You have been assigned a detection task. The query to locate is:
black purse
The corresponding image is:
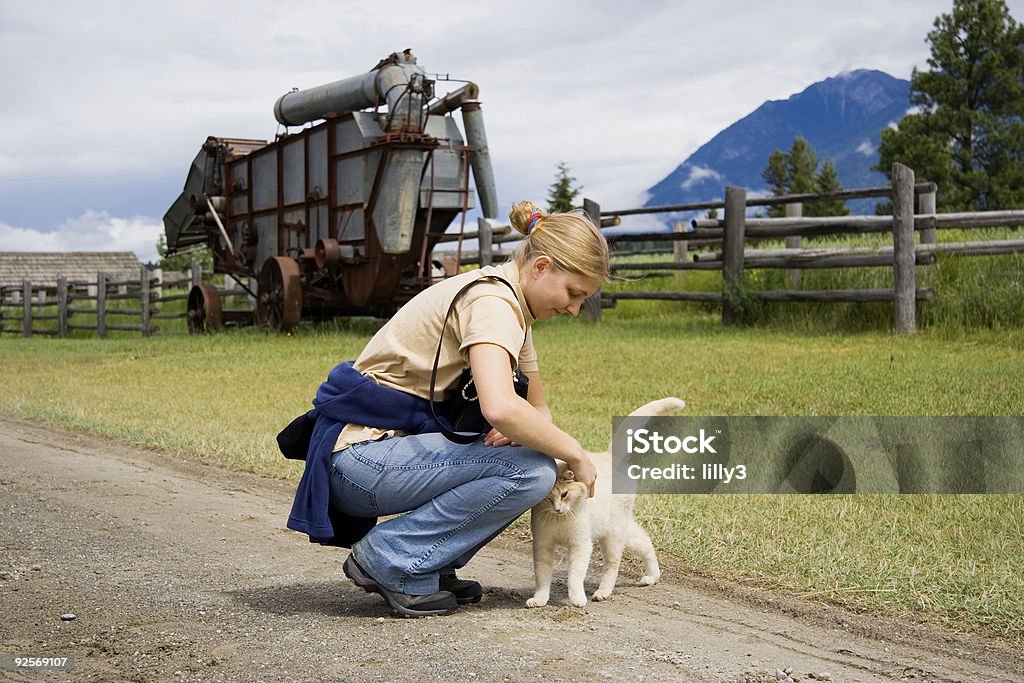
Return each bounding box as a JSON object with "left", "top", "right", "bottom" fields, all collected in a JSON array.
[{"left": 430, "top": 275, "right": 530, "bottom": 444}]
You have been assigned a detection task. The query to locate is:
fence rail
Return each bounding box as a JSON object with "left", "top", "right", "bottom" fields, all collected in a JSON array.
[{"left": 592, "top": 163, "right": 1024, "bottom": 330}]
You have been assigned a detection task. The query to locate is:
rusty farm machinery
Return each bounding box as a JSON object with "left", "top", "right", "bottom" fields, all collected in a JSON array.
[{"left": 162, "top": 50, "right": 499, "bottom": 332}]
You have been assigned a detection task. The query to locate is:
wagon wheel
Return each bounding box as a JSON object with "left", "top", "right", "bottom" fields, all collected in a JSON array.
[
  {"left": 257, "top": 256, "right": 302, "bottom": 332},
  {"left": 186, "top": 284, "right": 222, "bottom": 334}
]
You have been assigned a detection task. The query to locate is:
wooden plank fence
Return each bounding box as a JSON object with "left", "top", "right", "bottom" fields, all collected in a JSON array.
[
  {"left": 592, "top": 163, "right": 1024, "bottom": 331},
  {"left": 0, "top": 265, "right": 205, "bottom": 338}
]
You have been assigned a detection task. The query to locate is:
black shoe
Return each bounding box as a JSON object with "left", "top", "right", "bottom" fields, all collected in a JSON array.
[
  {"left": 439, "top": 572, "right": 483, "bottom": 605},
  {"left": 343, "top": 554, "right": 457, "bottom": 618}
]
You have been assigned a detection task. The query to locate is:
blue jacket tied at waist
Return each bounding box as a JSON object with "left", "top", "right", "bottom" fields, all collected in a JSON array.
[{"left": 286, "top": 361, "right": 445, "bottom": 546}]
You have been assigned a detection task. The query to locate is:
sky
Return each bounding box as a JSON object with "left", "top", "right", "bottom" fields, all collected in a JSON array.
[{"left": 2, "top": 0, "right": 1021, "bottom": 264}]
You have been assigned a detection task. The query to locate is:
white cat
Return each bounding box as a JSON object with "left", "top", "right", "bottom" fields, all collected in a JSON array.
[{"left": 526, "top": 397, "right": 686, "bottom": 608}]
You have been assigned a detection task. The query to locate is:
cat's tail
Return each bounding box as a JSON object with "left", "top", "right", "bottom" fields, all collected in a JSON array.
[
  {"left": 626, "top": 397, "right": 686, "bottom": 418},
  {"left": 604, "top": 397, "right": 687, "bottom": 454}
]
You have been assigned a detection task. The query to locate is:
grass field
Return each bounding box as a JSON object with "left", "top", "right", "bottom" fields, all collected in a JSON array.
[{"left": 2, "top": 303, "right": 1022, "bottom": 643}]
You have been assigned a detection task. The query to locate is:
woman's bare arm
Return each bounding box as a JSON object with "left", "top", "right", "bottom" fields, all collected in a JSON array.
[{"left": 469, "top": 343, "right": 596, "bottom": 496}]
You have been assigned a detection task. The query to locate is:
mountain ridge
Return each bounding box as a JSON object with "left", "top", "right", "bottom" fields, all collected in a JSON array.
[{"left": 642, "top": 69, "right": 911, "bottom": 213}]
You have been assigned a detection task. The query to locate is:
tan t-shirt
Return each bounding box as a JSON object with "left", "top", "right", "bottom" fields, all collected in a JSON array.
[{"left": 334, "top": 260, "right": 537, "bottom": 451}]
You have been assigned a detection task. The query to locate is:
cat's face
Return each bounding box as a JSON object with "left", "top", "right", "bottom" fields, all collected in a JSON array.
[{"left": 539, "top": 471, "right": 588, "bottom": 516}]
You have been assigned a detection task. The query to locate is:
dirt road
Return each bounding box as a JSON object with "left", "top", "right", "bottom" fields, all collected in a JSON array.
[{"left": 1, "top": 415, "right": 1020, "bottom": 683}]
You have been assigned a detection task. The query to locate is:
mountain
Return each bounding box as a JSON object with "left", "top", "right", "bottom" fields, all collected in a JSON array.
[{"left": 643, "top": 70, "right": 911, "bottom": 214}]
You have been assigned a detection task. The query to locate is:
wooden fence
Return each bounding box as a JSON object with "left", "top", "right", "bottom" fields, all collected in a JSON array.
[
  {"left": 591, "top": 163, "right": 1024, "bottom": 330},
  {"left": 6, "top": 164, "right": 1021, "bottom": 336},
  {"left": 0, "top": 265, "right": 203, "bottom": 338}
]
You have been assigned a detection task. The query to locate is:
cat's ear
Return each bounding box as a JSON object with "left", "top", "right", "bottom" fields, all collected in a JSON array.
[{"left": 562, "top": 470, "right": 576, "bottom": 481}]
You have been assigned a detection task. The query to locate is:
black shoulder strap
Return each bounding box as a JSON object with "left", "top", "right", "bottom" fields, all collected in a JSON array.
[{"left": 429, "top": 274, "right": 519, "bottom": 443}]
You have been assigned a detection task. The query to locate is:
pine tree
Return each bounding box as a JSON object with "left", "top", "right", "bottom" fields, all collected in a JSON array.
[
  {"left": 763, "top": 151, "right": 788, "bottom": 199},
  {"left": 809, "top": 158, "right": 851, "bottom": 217},
  {"left": 876, "top": 0, "right": 1024, "bottom": 211},
  {"left": 762, "top": 149, "right": 790, "bottom": 218},
  {"left": 761, "top": 137, "right": 849, "bottom": 217},
  {"left": 787, "top": 138, "right": 818, "bottom": 196},
  {"left": 546, "top": 161, "right": 582, "bottom": 213}
]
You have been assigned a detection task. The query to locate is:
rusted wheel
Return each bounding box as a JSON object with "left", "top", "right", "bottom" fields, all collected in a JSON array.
[
  {"left": 186, "top": 283, "right": 222, "bottom": 334},
  {"left": 257, "top": 256, "right": 302, "bottom": 331}
]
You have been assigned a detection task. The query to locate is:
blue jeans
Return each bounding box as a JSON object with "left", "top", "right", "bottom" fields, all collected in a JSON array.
[{"left": 329, "top": 432, "right": 557, "bottom": 595}]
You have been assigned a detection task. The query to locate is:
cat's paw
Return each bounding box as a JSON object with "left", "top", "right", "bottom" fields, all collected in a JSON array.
[
  {"left": 568, "top": 594, "right": 588, "bottom": 608},
  {"left": 640, "top": 574, "right": 660, "bottom": 586},
  {"left": 591, "top": 588, "right": 613, "bottom": 601},
  {"left": 526, "top": 596, "right": 548, "bottom": 608}
]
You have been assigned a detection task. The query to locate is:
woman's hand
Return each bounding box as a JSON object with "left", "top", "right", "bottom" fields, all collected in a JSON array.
[
  {"left": 483, "top": 428, "right": 516, "bottom": 447},
  {"left": 568, "top": 450, "right": 598, "bottom": 498}
]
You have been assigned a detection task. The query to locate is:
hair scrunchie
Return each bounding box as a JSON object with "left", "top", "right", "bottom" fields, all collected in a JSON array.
[{"left": 527, "top": 209, "right": 544, "bottom": 235}]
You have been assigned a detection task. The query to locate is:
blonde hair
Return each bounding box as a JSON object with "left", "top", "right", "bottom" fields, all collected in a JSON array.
[{"left": 507, "top": 200, "right": 609, "bottom": 281}]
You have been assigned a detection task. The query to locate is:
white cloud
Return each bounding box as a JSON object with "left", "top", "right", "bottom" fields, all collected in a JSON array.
[
  {"left": 0, "top": 211, "right": 163, "bottom": 264},
  {"left": 680, "top": 165, "right": 724, "bottom": 191},
  {"left": 857, "top": 140, "right": 876, "bottom": 155},
  {"left": 884, "top": 105, "right": 925, "bottom": 133},
  {"left": 3, "top": 0, "right": 1022, "bottom": 251},
  {"left": 0, "top": 1, "right": 943, "bottom": 189}
]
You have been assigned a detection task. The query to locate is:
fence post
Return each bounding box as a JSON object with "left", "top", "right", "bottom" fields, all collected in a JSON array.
[
  {"left": 140, "top": 265, "right": 152, "bottom": 338},
  {"left": 919, "top": 187, "right": 937, "bottom": 246},
  {"left": 582, "top": 198, "right": 603, "bottom": 322},
  {"left": 784, "top": 202, "right": 803, "bottom": 289},
  {"left": 673, "top": 221, "right": 689, "bottom": 264},
  {"left": 477, "top": 217, "right": 493, "bottom": 267},
  {"left": 152, "top": 267, "right": 163, "bottom": 302},
  {"left": 22, "top": 280, "right": 31, "bottom": 338},
  {"left": 191, "top": 262, "right": 202, "bottom": 288},
  {"left": 97, "top": 272, "right": 107, "bottom": 339},
  {"left": 892, "top": 163, "right": 917, "bottom": 332},
  {"left": 722, "top": 186, "right": 747, "bottom": 326},
  {"left": 58, "top": 275, "right": 68, "bottom": 339}
]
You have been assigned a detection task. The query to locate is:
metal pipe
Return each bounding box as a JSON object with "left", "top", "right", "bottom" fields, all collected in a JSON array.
[
  {"left": 461, "top": 101, "right": 499, "bottom": 219},
  {"left": 425, "top": 82, "right": 480, "bottom": 116},
  {"left": 205, "top": 195, "right": 234, "bottom": 253},
  {"left": 274, "top": 56, "right": 427, "bottom": 129}
]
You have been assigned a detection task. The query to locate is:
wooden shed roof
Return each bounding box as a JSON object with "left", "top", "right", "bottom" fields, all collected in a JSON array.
[{"left": 0, "top": 252, "right": 143, "bottom": 288}]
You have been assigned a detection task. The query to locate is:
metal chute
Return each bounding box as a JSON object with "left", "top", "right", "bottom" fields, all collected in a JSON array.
[
  {"left": 162, "top": 137, "right": 267, "bottom": 254},
  {"left": 273, "top": 49, "right": 430, "bottom": 132},
  {"left": 461, "top": 101, "right": 499, "bottom": 219},
  {"left": 162, "top": 148, "right": 211, "bottom": 250}
]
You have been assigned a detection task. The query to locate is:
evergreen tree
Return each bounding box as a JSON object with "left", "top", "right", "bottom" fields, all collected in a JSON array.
[
  {"left": 763, "top": 150, "right": 788, "bottom": 200},
  {"left": 546, "top": 161, "right": 582, "bottom": 213},
  {"left": 761, "top": 137, "right": 849, "bottom": 217},
  {"left": 787, "top": 138, "right": 818, "bottom": 196},
  {"left": 876, "top": 0, "right": 1024, "bottom": 211},
  {"left": 811, "top": 159, "right": 850, "bottom": 216}
]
